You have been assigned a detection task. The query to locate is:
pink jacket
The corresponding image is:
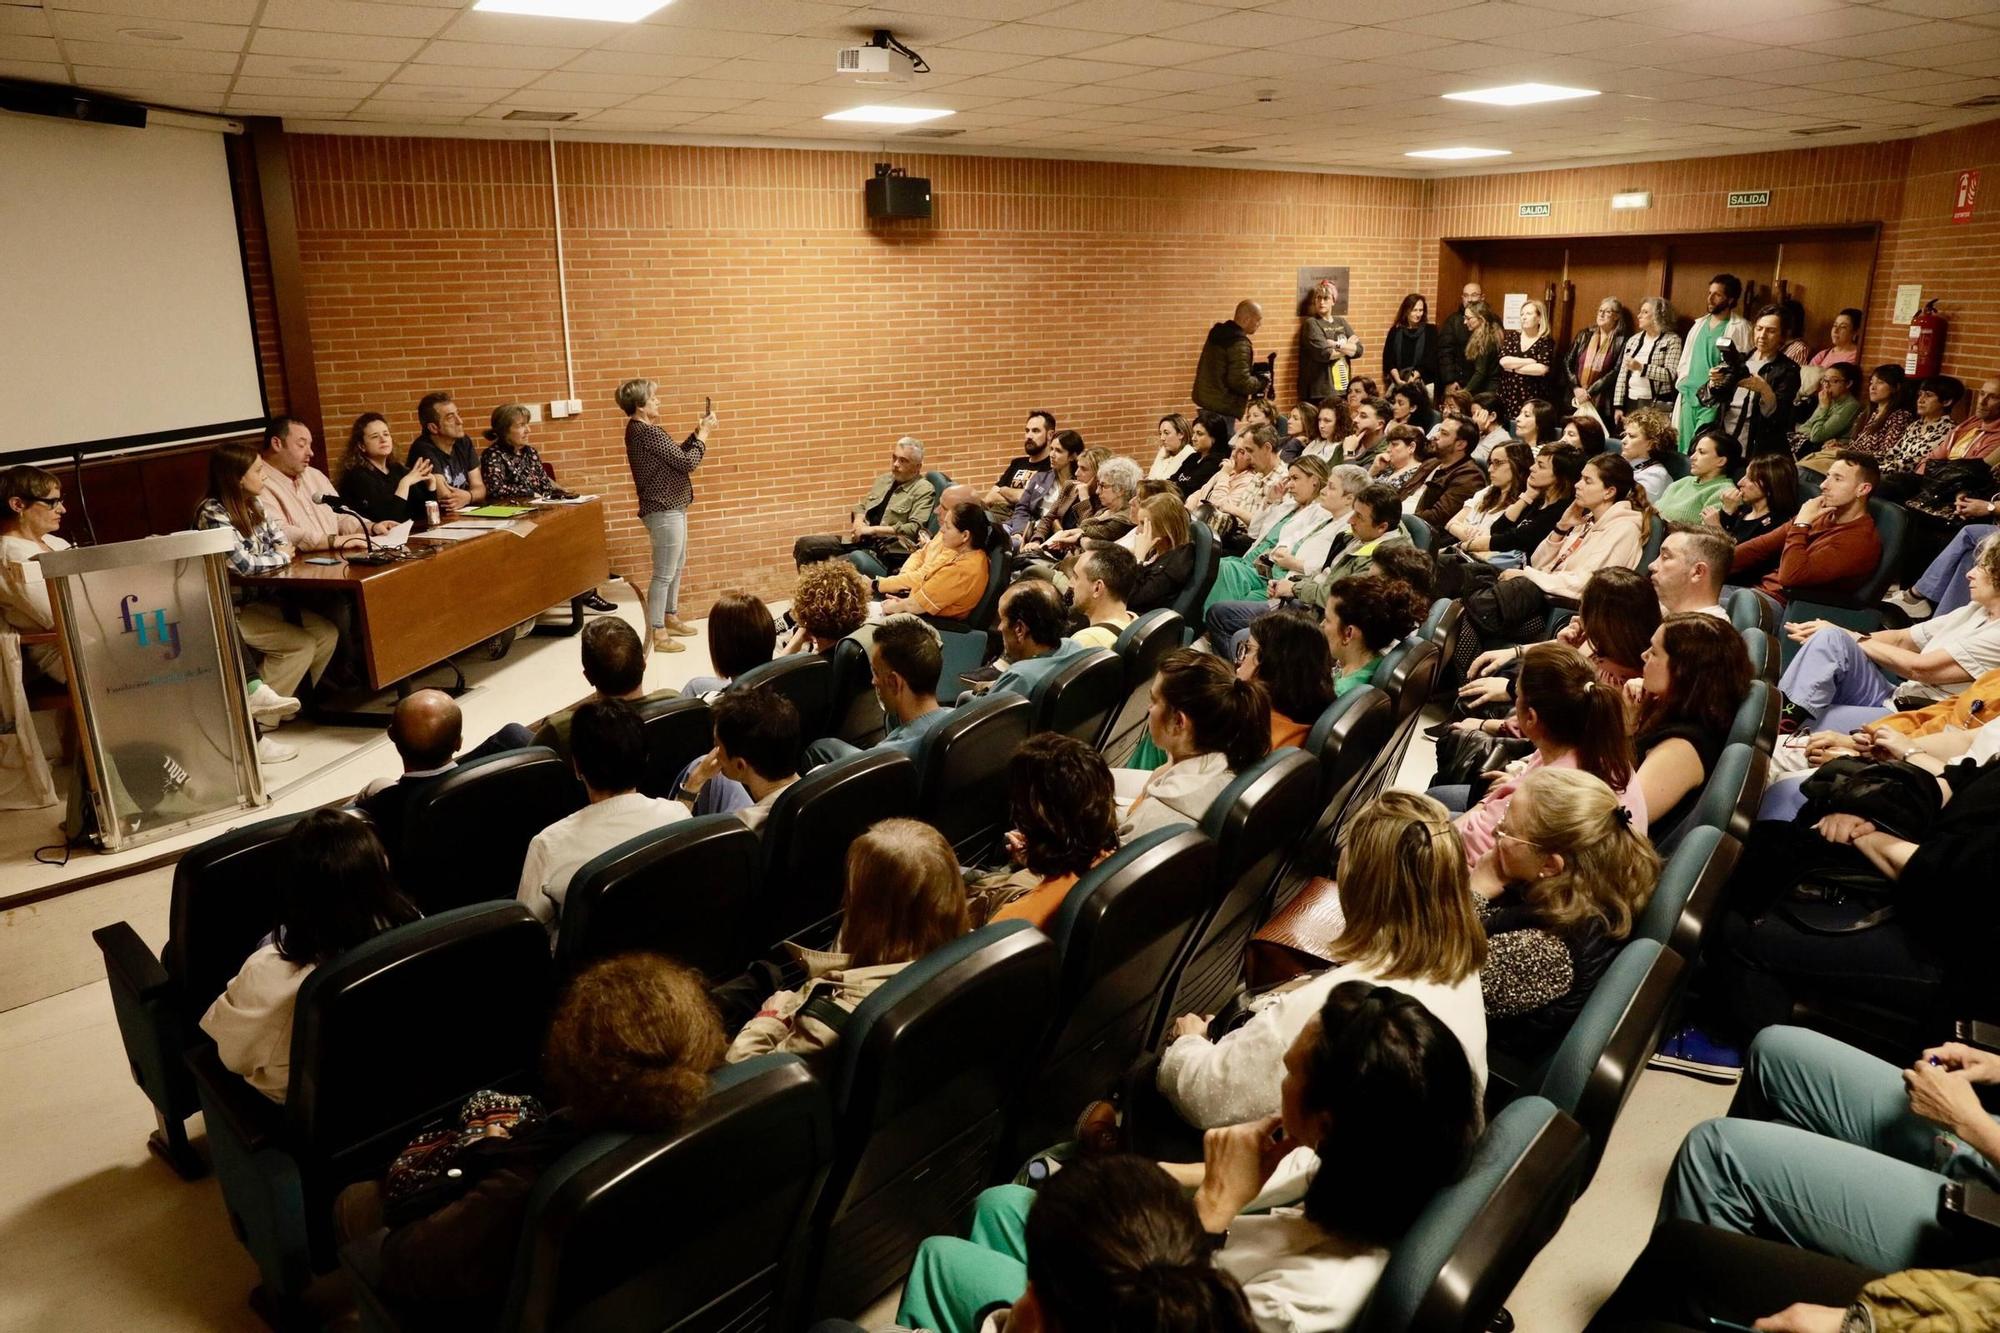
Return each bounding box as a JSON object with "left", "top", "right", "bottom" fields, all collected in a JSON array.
[{"left": 1522, "top": 501, "right": 1647, "bottom": 603}]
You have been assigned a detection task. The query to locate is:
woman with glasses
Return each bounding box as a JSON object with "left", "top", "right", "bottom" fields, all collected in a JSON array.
[
  {"left": 0, "top": 465, "right": 71, "bottom": 683},
  {"left": 1568, "top": 297, "right": 1632, "bottom": 419}
]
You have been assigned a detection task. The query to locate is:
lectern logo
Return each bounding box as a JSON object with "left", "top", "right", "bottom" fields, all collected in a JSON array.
[{"left": 118, "top": 594, "right": 182, "bottom": 661}]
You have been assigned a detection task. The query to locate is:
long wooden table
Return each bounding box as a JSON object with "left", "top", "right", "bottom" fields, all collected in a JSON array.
[{"left": 237, "top": 499, "right": 610, "bottom": 691}]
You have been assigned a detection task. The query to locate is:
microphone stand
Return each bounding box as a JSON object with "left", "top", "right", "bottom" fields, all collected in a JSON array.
[{"left": 316, "top": 495, "right": 397, "bottom": 565}]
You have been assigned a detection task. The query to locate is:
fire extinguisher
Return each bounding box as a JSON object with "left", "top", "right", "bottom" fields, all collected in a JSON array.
[{"left": 1906, "top": 299, "right": 1947, "bottom": 378}]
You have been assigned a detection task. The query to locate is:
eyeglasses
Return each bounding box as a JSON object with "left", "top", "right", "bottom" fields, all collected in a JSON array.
[
  {"left": 1495, "top": 827, "right": 1545, "bottom": 852},
  {"left": 26, "top": 495, "right": 63, "bottom": 509}
]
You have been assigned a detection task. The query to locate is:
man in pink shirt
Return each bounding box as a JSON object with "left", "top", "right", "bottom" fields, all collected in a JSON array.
[
  {"left": 1923, "top": 376, "right": 2000, "bottom": 467},
  {"left": 257, "top": 415, "right": 397, "bottom": 551}
]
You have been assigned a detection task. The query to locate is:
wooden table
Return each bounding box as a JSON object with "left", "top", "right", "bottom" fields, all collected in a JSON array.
[{"left": 237, "top": 499, "right": 610, "bottom": 691}]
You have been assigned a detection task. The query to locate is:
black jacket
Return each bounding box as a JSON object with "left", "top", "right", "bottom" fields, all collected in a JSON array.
[
  {"left": 1130, "top": 542, "right": 1197, "bottom": 614},
  {"left": 1487, "top": 492, "right": 1569, "bottom": 556},
  {"left": 1438, "top": 307, "right": 1472, "bottom": 390},
  {"left": 1193, "top": 320, "right": 1260, "bottom": 417},
  {"left": 1698, "top": 353, "right": 1802, "bottom": 457},
  {"left": 338, "top": 460, "right": 427, "bottom": 524},
  {"left": 1383, "top": 323, "right": 1439, "bottom": 388}
]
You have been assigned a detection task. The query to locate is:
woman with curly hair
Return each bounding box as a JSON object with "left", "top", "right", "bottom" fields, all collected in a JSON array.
[
  {"left": 979, "top": 734, "right": 1122, "bottom": 929},
  {"left": 1325, "top": 573, "right": 1427, "bottom": 697},
  {"left": 780, "top": 559, "right": 871, "bottom": 656},
  {"left": 1237, "top": 609, "right": 1336, "bottom": 750}
]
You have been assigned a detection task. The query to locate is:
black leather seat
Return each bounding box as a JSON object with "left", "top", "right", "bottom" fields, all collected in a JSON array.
[
  {"left": 1156, "top": 748, "right": 1322, "bottom": 1028},
  {"left": 735, "top": 654, "right": 836, "bottom": 741},
  {"left": 94, "top": 809, "right": 305, "bottom": 1177},
  {"left": 1284, "top": 685, "right": 1396, "bottom": 891},
  {"left": 343, "top": 1054, "right": 834, "bottom": 1333},
  {"left": 1634, "top": 824, "right": 1742, "bottom": 961},
  {"left": 827, "top": 636, "right": 883, "bottom": 745},
  {"left": 558, "top": 815, "right": 762, "bottom": 982},
  {"left": 807, "top": 922, "right": 1059, "bottom": 1319},
  {"left": 1015, "top": 826, "right": 1217, "bottom": 1155},
  {"left": 1346, "top": 638, "right": 1439, "bottom": 807},
  {"left": 914, "top": 691, "right": 1032, "bottom": 864},
  {"left": 1099, "top": 608, "right": 1183, "bottom": 761},
  {"left": 756, "top": 748, "right": 920, "bottom": 950},
  {"left": 398, "top": 747, "right": 584, "bottom": 912},
  {"left": 193, "top": 902, "right": 556, "bottom": 1317},
  {"left": 634, "top": 696, "right": 713, "bottom": 801},
  {"left": 924, "top": 526, "right": 1011, "bottom": 636},
  {"left": 1027, "top": 647, "right": 1123, "bottom": 745},
  {"left": 1163, "top": 521, "right": 1219, "bottom": 639}
]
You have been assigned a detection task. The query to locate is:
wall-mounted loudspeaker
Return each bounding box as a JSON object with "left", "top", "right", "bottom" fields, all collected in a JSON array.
[
  {"left": 866, "top": 163, "right": 931, "bottom": 220},
  {"left": 0, "top": 78, "right": 147, "bottom": 129}
]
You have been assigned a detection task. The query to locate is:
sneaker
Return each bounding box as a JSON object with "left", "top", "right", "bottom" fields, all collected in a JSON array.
[
  {"left": 1777, "top": 698, "right": 1814, "bottom": 735},
  {"left": 246, "top": 680, "right": 301, "bottom": 723},
  {"left": 581, "top": 591, "right": 617, "bottom": 613},
  {"left": 256, "top": 734, "right": 298, "bottom": 764},
  {"left": 1649, "top": 1023, "right": 1743, "bottom": 1082},
  {"left": 649, "top": 631, "right": 686, "bottom": 654},
  {"left": 661, "top": 614, "right": 699, "bottom": 637},
  {"left": 1881, "top": 586, "right": 1933, "bottom": 619}
]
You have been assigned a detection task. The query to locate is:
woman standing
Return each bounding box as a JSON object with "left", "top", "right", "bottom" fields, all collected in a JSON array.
[
  {"left": 1807, "top": 307, "right": 1863, "bottom": 373},
  {"left": 1460, "top": 301, "right": 1501, "bottom": 397},
  {"left": 0, "top": 465, "right": 72, "bottom": 684},
  {"left": 1612, "top": 297, "right": 1682, "bottom": 426},
  {"left": 1567, "top": 298, "right": 1631, "bottom": 420},
  {"left": 1382, "top": 293, "right": 1439, "bottom": 392},
  {"left": 1498, "top": 299, "right": 1557, "bottom": 417},
  {"left": 1299, "top": 280, "right": 1361, "bottom": 403},
  {"left": 617, "top": 378, "right": 715, "bottom": 655}
]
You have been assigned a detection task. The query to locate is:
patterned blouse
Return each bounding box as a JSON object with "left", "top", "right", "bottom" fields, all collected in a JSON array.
[
  {"left": 1883, "top": 417, "right": 1956, "bottom": 476},
  {"left": 195, "top": 498, "right": 291, "bottom": 575},
  {"left": 479, "top": 442, "right": 558, "bottom": 501},
  {"left": 623, "top": 418, "right": 706, "bottom": 517},
  {"left": 1841, "top": 407, "right": 1914, "bottom": 462}
]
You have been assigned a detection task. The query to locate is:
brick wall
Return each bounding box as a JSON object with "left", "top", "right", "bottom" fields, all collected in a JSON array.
[{"left": 269, "top": 121, "right": 2000, "bottom": 611}]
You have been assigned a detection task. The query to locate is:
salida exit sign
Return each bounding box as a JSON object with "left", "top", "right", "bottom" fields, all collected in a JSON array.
[{"left": 1728, "top": 190, "right": 1772, "bottom": 209}]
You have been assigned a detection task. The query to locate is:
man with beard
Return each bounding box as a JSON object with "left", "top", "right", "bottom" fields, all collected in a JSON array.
[
  {"left": 983, "top": 409, "right": 1055, "bottom": 520},
  {"left": 1674, "top": 274, "right": 1753, "bottom": 447}
]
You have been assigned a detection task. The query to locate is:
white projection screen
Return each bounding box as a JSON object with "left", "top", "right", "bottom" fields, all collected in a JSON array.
[{"left": 0, "top": 112, "right": 266, "bottom": 459}]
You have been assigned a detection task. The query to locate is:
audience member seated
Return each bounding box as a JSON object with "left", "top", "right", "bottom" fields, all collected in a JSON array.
[
  {"left": 906, "top": 982, "right": 1481, "bottom": 1333},
  {"left": 478, "top": 403, "right": 569, "bottom": 504},
  {"left": 1462, "top": 442, "right": 1584, "bottom": 569},
  {"left": 256, "top": 414, "right": 393, "bottom": 551},
  {"left": 966, "top": 581, "right": 1088, "bottom": 703},
  {"left": 1887, "top": 512, "right": 1999, "bottom": 621},
  {"left": 1201, "top": 456, "right": 1336, "bottom": 614},
  {"left": 1560, "top": 412, "right": 1608, "bottom": 459},
  {"left": 791, "top": 435, "right": 937, "bottom": 575},
  {"left": 672, "top": 686, "right": 801, "bottom": 826},
  {"left": 1289, "top": 482, "right": 1410, "bottom": 614},
  {"left": 1007, "top": 429, "right": 1086, "bottom": 547},
  {"left": 0, "top": 464, "right": 73, "bottom": 684},
  {"left": 338, "top": 412, "right": 438, "bottom": 524},
  {"left": 1343, "top": 396, "right": 1392, "bottom": 467},
  {"left": 1469, "top": 393, "right": 1512, "bottom": 464},
  {"left": 1160, "top": 791, "right": 1489, "bottom": 1129},
  {"left": 1656, "top": 426, "right": 1742, "bottom": 525},
  {"left": 1388, "top": 380, "right": 1436, "bottom": 433},
  {"left": 983, "top": 411, "right": 1055, "bottom": 520},
  {"left": 1729, "top": 453, "right": 1882, "bottom": 607},
  {"left": 1369, "top": 423, "right": 1433, "bottom": 498},
  {"left": 1471, "top": 766, "right": 1661, "bottom": 1064},
  {"left": 1704, "top": 452, "right": 1799, "bottom": 545},
  {"left": 1630, "top": 614, "right": 1755, "bottom": 830},
  {"left": 680, "top": 590, "right": 776, "bottom": 699},
  {"left": 1445, "top": 441, "right": 1531, "bottom": 551},
  {"left": 1066, "top": 545, "right": 1138, "bottom": 649},
  {"left": 1915, "top": 374, "right": 2000, "bottom": 472},
  {"left": 199, "top": 809, "right": 419, "bottom": 1103},
  {"left": 1149, "top": 412, "right": 1195, "bottom": 481},
  {"left": 1041, "top": 455, "right": 1141, "bottom": 559},
  {"left": 1128, "top": 492, "right": 1197, "bottom": 615},
  {"left": 1297, "top": 399, "right": 1347, "bottom": 466},
  {"left": 779, "top": 559, "right": 872, "bottom": 658},
  {"left": 336, "top": 954, "right": 723, "bottom": 1328},
  {"left": 1777, "top": 531, "right": 2000, "bottom": 730},
  {"left": 533, "top": 618, "right": 674, "bottom": 762},
  {"left": 1117, "top": 649, "right": 1269, "bottom": 837},
  {"left": 1785, "top": 665, "right": 2000, "bottom": 786},
  {"left": 1808, "top": 365, "right": 1911, "bottom": 475},
  {"left": 1458, "top": 565, "right": 1658, "bottom": 714},
  {"left": 1412, "top": 417, "right": 1486, "bottom": 532},
  {"left": 1788, "top": 361, "right": 1862, "bottom": 457},
  {"left": 974, "top": 734, "right": 1120, "bottom": 929},
  {"left": 723, "top": 817, "right": 968, "bottom": 1062},
  {"left": 1617, "top": 407, "right": 1675, "bottom": 501},
  {"left": 1879, "top": 374, "right": 1966, "bottom": 479},
  {"left": 876, "top": 499, "right": 992, "bottom": 621},
  {"left": 517, "top": 700, "right": 690, "bottom": 944},
  {"left": 802, "top": 614, "right": 950, "bottom": 769},
  {"left": 1515, "top": 398, "right": 1561, "bottom": 454},
  {"left": 1696, "top": 305, "right": 1801, "bottom": 457},
  {"left": 1167, "top": 412, "right": 1230, "bottom": 499},
  {"left": 1022, "top": 443, "right": 1107, "bottom": 556},
  {"left": 1649, "top": 524, "right": 1735, "bottom": 619},
  {"left": 407, "top": 390, "right": 485, "bottom": 510},
  {"left": 1324, "top": 573, "right": 1427, "bottom": 702},
  {"left": 357, "top": 689, "right": 536, "bottom": 852},
  {"left": 1189, "top": 426, "right": 1279, "bottom": 547},
  {"left": 1237, "top": 610, "right": 1336, "bottom": 750},
  {"left": 195, "top": 442, "right": 338, "bottom": 744},
  {"left": 1466, "top": 455, "right": 1650, "bottom": 651}
]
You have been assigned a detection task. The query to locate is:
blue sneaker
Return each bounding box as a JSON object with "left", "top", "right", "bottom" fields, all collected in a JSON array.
[{"left": 1649, "top": 1023, "right": 1743, "bottom": 1083}]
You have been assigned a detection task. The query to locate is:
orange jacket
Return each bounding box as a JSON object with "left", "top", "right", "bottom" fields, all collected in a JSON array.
[{"left": 878, "top": 539, "right": 989, "bottom": 618}]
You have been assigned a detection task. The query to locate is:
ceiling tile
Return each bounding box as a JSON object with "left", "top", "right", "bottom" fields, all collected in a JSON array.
[
  {"left": 941, "top": 23, "right": 1112, "bottom": 54},
  {"left": 531, "top": 67, "right": 679, "bottom": 93},
  {"left": 248, "top": 28, "right": 425, "bottom": 60},
  {"left": 1639, "top": 0, "right": 1842, "bottom": 33},
  {"left": 1382, "top": 1, "right": 1589, "bottom": 39},
  {"left": 498, "top": 87, "right": 632, "bottom": 108},
  {"left": 1712, "top": 6, "right": 1910, "bottom": 44},
  {"left": 575, "top": 107, "right": 705, "bottom": 126},
  {"left": 387, "top": 69, "right": 539, "bottom": 91},
  {"left": 61, "top": 40, "right": 240, "bottom": 71},
  {"left": 73, "top": 66, "right": 234, "bottom": 92},
  {"left": 411, "top": 39, "right": 583, "bottom": 70},
  {"left": 258, "top": 0, "right": 455, "bottom": 39},
  {"left": 47, "top": 11, "right": 247, "bottom": 51},
  {"left": 0, "top": 34, "right": 60, "bottom": 62},
  {"left": 1829, "top": 19, "right": 1998, "bottom": 55},
  {"left": 0, "top": 59, "right": 71, "bottom": 80},
  {"left": 0, "top": 8, "right": 50, "bottom": 38},
  {"left": 1874, "top": 0, "right": 2000, "bottom": 17},
  {"left": 237, "top": 53, "right": 405, "bottom": 80},
  {"left": 622, "top": 89, "right": 757, "bottom": 111},
  {"left": 227, "top": 92, "right": 366, "bottom": 111},
  {"left": 46, "top": 0, "right": 258, "bottom": 21},
  {"left": 231, "top": 73, "right": 385, "bottom": 96},
  {"left": 436, "top": 9, "right": 641, "bottom": 48},
  {"left": 1484, "top": 16, "right": 1674, "bottom": 53},
  {"left": 1070, "top": 34, "right": 1220, "bottom": 65},
  {"left": 1018, "top": 0, "right": 1225, "bottom": 35},
  {"left": 1153, "top": 10, "right": 1337, "bottom": 47},
  {"left": 816, "top": 10, "right": 999, "bottom": 43},
  {"left": 1097, "top": 64, "right": 1237, "bottom": 89},
  {"left": 599, "top": 26, "right": 767, "bottom": 56},
  {"left": 863, "top": 0, "right": 1071, "bottom": 17},
  {"left": 640, "top": 0, "right": 899, "bottom": 32}
]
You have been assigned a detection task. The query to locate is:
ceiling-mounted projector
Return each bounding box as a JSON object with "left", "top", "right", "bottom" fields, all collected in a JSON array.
[{"left": 837, "top": 30, "right": 924, "bottom": 83}]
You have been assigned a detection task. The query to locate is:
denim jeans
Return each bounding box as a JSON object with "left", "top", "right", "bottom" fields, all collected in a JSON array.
[
  {"left": 1914, "top": 523, "right": 1996, "bottom": 617},
  {"left": 642, "top": 508, "right": 688, "bottom": 627}
]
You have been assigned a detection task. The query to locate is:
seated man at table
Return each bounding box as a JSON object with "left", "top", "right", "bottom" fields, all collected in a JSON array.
[
  {"left": 356, "top": 689, "right": 534, "bottom": 855},
  {"left": 801, "top": 614, "right": 950, "bottom": 770},
  {"left": 791, "top": 435, "right": 937, "bottom": 577},
  {"left": 532, "top": 618, "right": 675, "bottom": 763},
  {"left": 517, "top": 700, "right": 690, "bottom": 945},
  {"left": 257, "top": 415, "right": 398, "bottom": 551},
  {"left": 408, "top": 391, "right": 486, "bottom": 512},
  {"left": 668, "top": 686, "right": 804, "bottom": 826},
  {"left": 1729, "top": 453, "right": 1881, "bottom": 607}
]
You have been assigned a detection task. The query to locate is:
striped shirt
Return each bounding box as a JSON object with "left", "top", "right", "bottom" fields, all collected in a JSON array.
[{"left": 624, "top": 417, "right": 706, "bottom": 516}]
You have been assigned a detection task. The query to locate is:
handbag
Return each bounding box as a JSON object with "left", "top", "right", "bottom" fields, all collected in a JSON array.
[
  {"left": 1770, "top": 757, "right": 1944, "bottom": 934},
  {"left": 1433, "top": 547, "right": 1501, "bottom": 601},
  {"left": 1431, "top": 727, "right": 1534, "bottom": 790},
  {"left": 1463, "top": 573, "right": 1550, "bottom": 643}
]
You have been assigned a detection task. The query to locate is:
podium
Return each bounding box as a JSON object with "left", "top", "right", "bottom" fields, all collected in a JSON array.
[{"left": 40, "top": 529, "right": 266, "bottom": 851}]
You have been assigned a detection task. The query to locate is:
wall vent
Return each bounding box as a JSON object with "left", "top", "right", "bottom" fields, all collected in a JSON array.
[{"left": 503, "top": 109, "right": 577, "bottom": 122}]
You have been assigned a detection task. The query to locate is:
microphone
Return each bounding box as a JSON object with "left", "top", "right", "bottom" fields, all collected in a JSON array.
[{"left": 314, "top": 495, "right": 394, "bottom": 563}]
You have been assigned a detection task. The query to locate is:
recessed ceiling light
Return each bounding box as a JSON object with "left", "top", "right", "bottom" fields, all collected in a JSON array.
[
  {"left": 1443, "top": 83, "right": 1598, "bottom": 107},
  {"left": 824, "top": 105, "right": 954, "bottom": 125},
  {"left": 472, "top": 0, "right": 674, "bottom": 20},
  {"left": 117, "top": 27, "right": 184, "bottom": 41},
  {"left": 290, "top": 64, "right": 346, "bottom": 76},
  {"left": 1405, "top": 146, "right": 1512, "bottom": 160}
]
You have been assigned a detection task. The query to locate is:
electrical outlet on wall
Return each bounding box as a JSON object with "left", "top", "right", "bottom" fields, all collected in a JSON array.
[
  {"left": 549, "top": 400, "right": 570, "bottom": 419},
  {"left": 524, "top": 402, "right": 543, "bottom": 422},
  {"left": 566, "top": 398, "right": 583, "bottom": 415}
]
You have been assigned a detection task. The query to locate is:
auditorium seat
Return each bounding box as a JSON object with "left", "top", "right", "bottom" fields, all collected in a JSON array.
[
  {"left": 1026, "top": 646, "right": 1123, "bottom": 745},
  {"left": 1422, "top": 598, "right": 1463, "bottom": 699},
  {"left": 924, "top": 525, "right": 1010, "bottom": 636},
  {"left": 1349, "top": 1097, "right": 1590, "bottom": 1333},
  {"left": 1776, "top": 499, "right": 1906, "bottom": 651},
  {"left": 397, "top": 747, "right": 584, "bottom": 913},
  {"left": 1015, "top": 826, "right": 1216, "bottom": 1156},
  {"left": 343, "top": 1054, "right": 832, "bottom": 1333},
  {"left": 1349, "top": 638, "right": 1439, "bottom": 807},
  {"left": 1634, "top": 824, "right": 1741, "bottom": 961},
  {"left": 193, "top": 902, "right": 555, "bottom": 1319},
  {"left": 807, "top": 921, "right": 1058, "bottom": 1319},
  {"left": 1164, "top": 520, "right": 1218, "bottom": 641},
  {"left": 1724, "top": 585, "right": 1777, "bottom": 633},
  {"left": 557, "top": 815, "right": 761, "bottom": 982},
  {"left": 923, "top": 471, "right": 952, "bottom": 535},
  {"left": 1281, "top": 685, "right": 1396, "bottom": 897},
  {"left": 756, "top": 748, "right": 920, "bottom": 950},
  {"left": 1401, "top": 514, "right": 1432, "bottom": 551},
  {"left": 1155, "top": 748, "right": 1321, "bottom": 1027},
  {"left": 1740, "top": 627, "right": 1772, "bottom": 682},
  {"left": 1638, "top": 510, "right": 1667, "bottom": 570},
  {"left": 1099, "top": 608, "right": 1183, "bottom": 763},
  {"left": 827, "top": 634, "right": 884, "bottom": 745},
  {"left": 633, "top": 696, "right": 713, "bottom": 802},
  {"left": 913, "top": 691, "right": 1031, "bottom": 865},
  {"left": 1661, "top": 742, "right": 1766, "bottom": 850},
  {"left": 734, "top": 653, "right": 835, "bottom": 742},
  {"left": 94, "top": 809, "right": 304, "bottom": 1179},
  {"left": 1725, "top": 679, "right": 1777, "bottom": 754}
]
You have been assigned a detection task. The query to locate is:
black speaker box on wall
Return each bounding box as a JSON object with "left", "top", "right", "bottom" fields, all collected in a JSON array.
[
  {"left": 0, "top": 78, "right": 148, "bottom": 129},
  {"left": 866, "top": 165, "right": 932, "bottom": 220}
]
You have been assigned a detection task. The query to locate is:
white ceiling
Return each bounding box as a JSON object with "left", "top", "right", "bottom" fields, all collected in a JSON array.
[{"left": 3, "top": 0, "right": 1999, "bottom": 171}]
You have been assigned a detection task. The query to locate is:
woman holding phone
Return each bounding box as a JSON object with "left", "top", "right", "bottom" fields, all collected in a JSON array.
[{"left": 618, "top": 381, "right": 716, "bottom": 655}]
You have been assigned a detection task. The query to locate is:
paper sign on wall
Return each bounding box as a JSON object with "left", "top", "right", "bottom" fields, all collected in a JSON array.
[
  {"left": 1503, "top": 293, "right": 1527, "bottom": 331},
  {"left": 1894, "top": 284, "right": 1924, "bottom": 324},
  {"left": 1955, "top": 169, "right": 1979, "bottom": 224}
]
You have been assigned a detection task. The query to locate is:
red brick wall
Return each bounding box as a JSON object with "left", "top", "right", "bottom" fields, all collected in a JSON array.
[{"left": 268, "top": 122, "right": 1999, "bottom": 611}]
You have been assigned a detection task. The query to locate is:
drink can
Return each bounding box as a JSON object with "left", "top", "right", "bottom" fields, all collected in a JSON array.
[{"left": 425, "top": 500, "right": 441, "bottom": 527}]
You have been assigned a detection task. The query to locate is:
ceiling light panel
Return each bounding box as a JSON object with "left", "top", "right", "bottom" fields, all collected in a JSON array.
[
  {"left": 1443, "top": 82, "right": 1600, "bottom": 106},
  {"left": 472, "top": 0, "right": 674, "bottom": 21},
  {"left": 1405, "top": 146, "right": 1514, "bottom": 159},
  {"left": 824, "top": 105, "right": 955, "bottom": 124}
]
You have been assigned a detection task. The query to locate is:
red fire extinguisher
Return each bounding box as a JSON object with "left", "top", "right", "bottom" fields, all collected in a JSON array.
[{"left": 1906, "top": 299, "right": 1947, "bottom": 378}]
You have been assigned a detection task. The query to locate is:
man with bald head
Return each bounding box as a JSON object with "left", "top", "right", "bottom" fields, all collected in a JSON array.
[
  {"left": 354, "top": 688, "right": 534, "bottom": 854},
  {"left": 864, "top": 483, "right": 983, "bottom": 589},
  {"left": 1194, "top": 299, "right": 1267, "bottom": 421}
]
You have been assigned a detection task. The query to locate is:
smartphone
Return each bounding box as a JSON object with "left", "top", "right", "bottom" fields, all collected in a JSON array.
[
  {"left": 704, "top": 395, "right": 713, "bottom": 416},
  {"left": 1941, "top": 1180, "right": 2000, "bottom": 1234},
  {"left": 305, "top": 556, "right": 340, "bottom": 566},
  {"left": 1955, "top": 1018, "right": 2000, "bottom": 1053}
]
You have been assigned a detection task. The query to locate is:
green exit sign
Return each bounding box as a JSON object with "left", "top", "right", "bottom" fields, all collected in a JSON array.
[
  {"left": 1728, "top": 190, "right": 1772, "bottom": 208},
  {"left": 1518, "top": 201, "right": 1551, "bottom": 217}
]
